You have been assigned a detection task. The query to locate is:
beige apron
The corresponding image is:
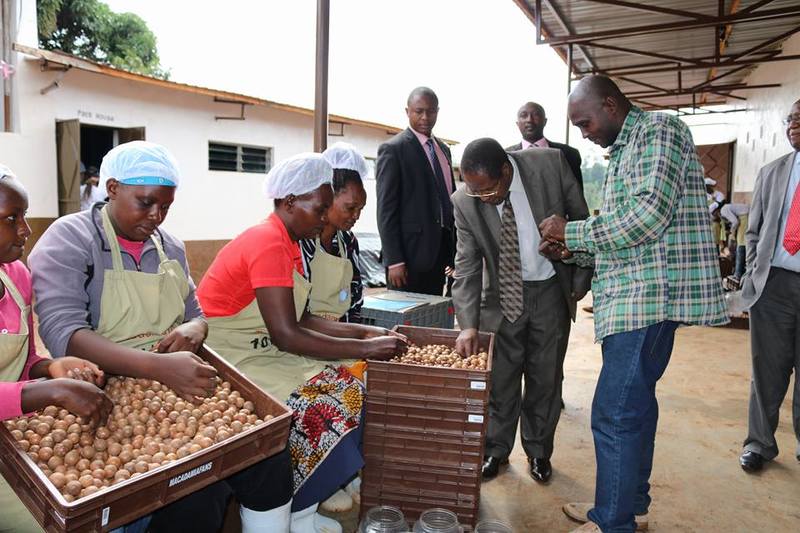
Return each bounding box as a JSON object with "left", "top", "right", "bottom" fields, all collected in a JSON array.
[
  {"left": 207, "top": 271, "right": 333, "bottom": 401},
  {"left": 307, "top": 233, "right": 353, "bottom": 321},
  {"left": 0, "top": 268, "right": 45, "bottom": 532},
  {"left": 95, "top": 206, "right": 189, "bottom": 350}
]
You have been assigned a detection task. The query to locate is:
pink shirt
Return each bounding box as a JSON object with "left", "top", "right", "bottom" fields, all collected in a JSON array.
[
  {"left": 521, "top": 137, "right": 550, "bottom": 150},
  {"left": 0, "top": 261, "right": 47, "bottom": 421},
  {"left": 118, "top": 236, "right": 146, "bottom": 264},
  {"left": 410, "top": 128, "right": 454, "bottom": 195}
]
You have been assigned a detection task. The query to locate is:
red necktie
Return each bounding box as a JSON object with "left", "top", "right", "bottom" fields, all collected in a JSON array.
[{"left": 783, "top": 180, "right": 800, "bottom": 255}]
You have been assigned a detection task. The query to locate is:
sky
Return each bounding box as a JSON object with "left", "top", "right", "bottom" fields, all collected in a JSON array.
[{"left": 102, "top": 0, "right": 604, "bottom": 164}]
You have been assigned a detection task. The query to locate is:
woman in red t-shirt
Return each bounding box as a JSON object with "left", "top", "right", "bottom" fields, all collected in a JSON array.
[{"left": 199, "top": 153, "right": 406, "bottom": 532}]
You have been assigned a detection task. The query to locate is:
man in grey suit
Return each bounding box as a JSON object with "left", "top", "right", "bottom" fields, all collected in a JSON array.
[
  {"left": 452, "top": 138, "right": 591, "bottom": 483},
  {"left": 739, "top": 98, "right": 800, "bottom": 472}
]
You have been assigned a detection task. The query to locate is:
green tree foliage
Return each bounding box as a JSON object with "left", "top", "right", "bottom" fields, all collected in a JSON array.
[
  {"left": 37, "top": 0, "right": 169, "bottom": 79},
  {"left": 581, "top": 162, "right": 607, "bottom": 213}
]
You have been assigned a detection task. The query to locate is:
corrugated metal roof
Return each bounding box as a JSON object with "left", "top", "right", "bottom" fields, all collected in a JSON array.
[{"left": 513, "top": 0, "right": 800, "bottom": 112}]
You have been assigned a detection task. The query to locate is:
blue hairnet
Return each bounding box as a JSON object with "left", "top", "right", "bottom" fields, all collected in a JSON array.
[
  {"left": 99, "top": 141, "right": 180, "bottom": 194},
  {"left": 263, "top": 152, "right": 333, "bottom": 199}
]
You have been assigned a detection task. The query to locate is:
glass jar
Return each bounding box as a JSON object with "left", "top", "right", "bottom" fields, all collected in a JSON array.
[
  {"left": 474, "top": 519, "right": 513, "bottom": 532},
  {"left": 412, "top": 508, "right": 461, "bottom": 533},
  {"left": 359, "top": 505, "right": 409, "bottom": 533}
]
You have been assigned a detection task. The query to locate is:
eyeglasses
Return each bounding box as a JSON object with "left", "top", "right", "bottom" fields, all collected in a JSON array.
[
  {"left": 782, "top": 114, "right": 800, "bottom": 126},
  {"left": 464, "top": 176, "right": 508, "bottom": 199},
  {"left": 464, "top": 184, "right": 501, "bottom": 198}
]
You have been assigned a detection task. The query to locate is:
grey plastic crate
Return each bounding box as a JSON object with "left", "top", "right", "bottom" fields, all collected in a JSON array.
[{"left": 361, "top": 291, "right": 455, "bottom": 329}]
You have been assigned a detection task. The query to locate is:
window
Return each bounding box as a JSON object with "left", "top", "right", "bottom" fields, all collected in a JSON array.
[
  {"left": 329, "top": 121, "right": 345, "bottom": 136},
  {"left": 209, "top": 142, "right": 272, "bottom": 173}
]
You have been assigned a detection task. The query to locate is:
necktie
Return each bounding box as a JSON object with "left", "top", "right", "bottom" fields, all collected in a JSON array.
[
  {"left": 499, "top": 195, "right": 524, "bottom": 322},
  {"left": 426, "top": 138, "right": 453, "bottom": 227},
  {"left": 783, "top": 176, "right": 800, "bottom": 255}
]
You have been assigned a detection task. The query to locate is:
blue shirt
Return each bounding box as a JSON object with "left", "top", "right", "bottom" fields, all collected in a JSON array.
[{"left": 771, "top": 152, "right": 800, "bottom": 272}]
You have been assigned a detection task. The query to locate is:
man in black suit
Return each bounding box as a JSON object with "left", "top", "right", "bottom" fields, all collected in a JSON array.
[
  {"left": 507, "top": 102, "right": 584, "bottom": 191},
  {"left": 376, "top": 87, "right": 456, "bottom": 295}
]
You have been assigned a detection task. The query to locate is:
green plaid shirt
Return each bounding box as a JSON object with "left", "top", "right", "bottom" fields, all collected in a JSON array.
[{"left": 565, "top": 106, "right": 728, "bottom": 341}]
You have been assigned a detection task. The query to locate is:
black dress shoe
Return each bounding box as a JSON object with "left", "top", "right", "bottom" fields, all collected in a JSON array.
[
  {"left": 481, "top": 456, "right": 508, "bottom": 480},
  {"left": 740, "top": 450, "right": 764, "bottom": 472},
  {"left": 529, "top": 457, "right": 552, "bottom": 482}
]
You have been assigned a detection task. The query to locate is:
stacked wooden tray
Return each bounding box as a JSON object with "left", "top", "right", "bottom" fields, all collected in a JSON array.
[{"left": 361, "top": 326, "right": 494, "bottom": 528}]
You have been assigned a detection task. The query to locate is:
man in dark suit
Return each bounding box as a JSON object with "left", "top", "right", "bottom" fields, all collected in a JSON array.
[
  {"left": 452, "top": 138, "right": 591, "bottom": 483},
  {"left": 507, "top": 102, "right": 584, "bottom": 191},
  {"left": 376, "top": 87, "right": 456, "bottom": 295}
]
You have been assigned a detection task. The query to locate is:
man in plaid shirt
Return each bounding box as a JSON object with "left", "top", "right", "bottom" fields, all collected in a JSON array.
[{"left": 539, "top": 76, "right": 728, "bottom": 533}]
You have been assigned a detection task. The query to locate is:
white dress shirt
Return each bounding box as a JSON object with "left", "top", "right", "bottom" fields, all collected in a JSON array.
[{"left": 496, "top": 157, "right": 555, "bottom": 281}]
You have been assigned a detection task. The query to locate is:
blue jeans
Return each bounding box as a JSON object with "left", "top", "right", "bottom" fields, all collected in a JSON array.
[{"left": 588, "top": 321, "right": 679, "bottom": 533}]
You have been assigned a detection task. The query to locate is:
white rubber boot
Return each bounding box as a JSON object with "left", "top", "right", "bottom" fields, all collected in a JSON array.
[
  {"left": 290, "top": 503, "right": 343, "bottom": 533},
  {"left": 345, "top": 476, "right": 361, "bottom": 505},
  {"left": 320, "top": 489, "right": 353, "bottom": 512},
  {"left": 240, "top": 499, "right": 292, "bottom": 533}
]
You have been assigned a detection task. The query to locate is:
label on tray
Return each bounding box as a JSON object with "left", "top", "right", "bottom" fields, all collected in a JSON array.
[
  {"left": 102, "top": 507, "right": 110, "bottom": 526},
  {"left": 168, "top": 461, "right": 213, "bottom": 487},
  {"left": 467, "top": 414, "right": 484, "bottom": 423},
  {"left": 470, "top": 381, "right": 486, "bottom": 390}
]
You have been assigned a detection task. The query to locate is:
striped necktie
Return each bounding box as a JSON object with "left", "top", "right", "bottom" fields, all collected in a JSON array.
[{"left": 499, "top": 195, "right": 524, "bottom": 322}]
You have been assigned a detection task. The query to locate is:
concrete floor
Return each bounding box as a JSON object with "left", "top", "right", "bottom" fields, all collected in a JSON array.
[{"left": 332, "top": 302, "right": 800, "bottom": 532}]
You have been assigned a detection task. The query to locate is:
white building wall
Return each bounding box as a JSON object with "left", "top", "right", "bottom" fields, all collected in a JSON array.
[
  {"left": 0, "top": 55, "right": 394, "bottom": 241},
  {"left": 683, "top": 32, "right": 800, "bottom": 197}
]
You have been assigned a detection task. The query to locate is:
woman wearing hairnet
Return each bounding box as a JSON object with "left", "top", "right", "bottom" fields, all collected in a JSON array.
[
  {"left": 198, "top": 152, "right": 406, "bottom": 533},
  {"left": 298, "top": 143, "right": 368, "bottom": 512},
  {"left": 28, "top": 141, "right": 294, "bottom": 532}
]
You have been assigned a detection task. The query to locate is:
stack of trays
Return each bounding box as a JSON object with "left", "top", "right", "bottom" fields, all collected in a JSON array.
[
  {"left": 361, "top": 326, "right": 494, "bottom": 528},
  {"left": 361, "top": 291, "right": 456, "bottom": 329}
]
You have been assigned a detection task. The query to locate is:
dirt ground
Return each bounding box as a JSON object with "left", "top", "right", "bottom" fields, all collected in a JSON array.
[{"left": 331, "top": 301, "right": 800, "bottom": 532}]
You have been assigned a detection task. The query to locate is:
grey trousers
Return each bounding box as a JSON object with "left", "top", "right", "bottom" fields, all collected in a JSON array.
[
  {"left": 485, "top": 277, "right": 571, "bottom": 460},
  {"left": 745, "top": 267, "right": 800, "bottom": 460}
]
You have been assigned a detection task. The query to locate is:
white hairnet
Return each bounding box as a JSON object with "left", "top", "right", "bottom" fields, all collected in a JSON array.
[
  {"left": 0, "top": 164, "right": 16, "bottom": 180},
  {"left": 99, "top": 141, "right": 180, "bottom": 194},
  {"left": 323, "top": 142, "right": 370, "bottom": 180},
  {"left": 263, "top": 152, "right": 333, "bottom": 199},
  {"left": 704, "top": 177, "right": 717, "bottom": 186}
]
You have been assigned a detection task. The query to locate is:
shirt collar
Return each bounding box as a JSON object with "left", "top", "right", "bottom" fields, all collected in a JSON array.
[
  {"left": 610, "top": 106, "right": 644, "bottom": 153},
  {"left": 522, "top": 137, "right": 549, "bottom": 149},
  {"left": 410, "top": 127, "right": 436, "bottom": 146}
]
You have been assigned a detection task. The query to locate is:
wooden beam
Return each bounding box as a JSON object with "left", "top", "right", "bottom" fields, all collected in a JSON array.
[
  {"left": 582, "top": 0, "right": 713, "bottom": 21},
  {"left": 738, "top": 0, "right": 776, "bottom": 16},
  {"left": 543, "top": 5, "right": 800, "bottom": 45}
]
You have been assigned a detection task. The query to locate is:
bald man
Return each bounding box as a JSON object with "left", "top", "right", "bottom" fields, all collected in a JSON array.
[
  {"left": 507, "top": 102, "right": 584, "bottom": 191},
  {"left": 539, "top": 76, "right": 727, "bottom": 533}
]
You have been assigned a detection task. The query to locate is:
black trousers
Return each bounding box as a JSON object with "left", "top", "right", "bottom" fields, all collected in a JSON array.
[
  {"left": 148, "top": 447, "right": 292, "bottom": 532},
  {"left": 388, "top": 228, "right": 453, "bottom": 296},
  {"left": 744, "top": 267, "right": 800, "bottom": 461}
]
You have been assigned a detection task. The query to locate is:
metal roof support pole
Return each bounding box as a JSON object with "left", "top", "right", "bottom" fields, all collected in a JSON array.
[
  {"left": 566, "top": 43, "right": 573, "bottom": 144},
  {"left": 313, "top": 0, "right": 330, "bottom": 152},
  {"left": 535, "top": 0, "right": 542, "bottom": 43}
]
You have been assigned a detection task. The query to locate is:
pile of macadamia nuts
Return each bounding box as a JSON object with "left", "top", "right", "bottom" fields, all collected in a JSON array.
[
  {"left": 4, "top": 377, "right": 271, "bottom": 502},
  {"left": 391, "top": 344, "right": 488, "bottom": 370}
]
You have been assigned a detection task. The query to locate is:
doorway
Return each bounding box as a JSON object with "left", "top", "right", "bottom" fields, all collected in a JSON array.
[{"left": 55, "top": 120, "right": 145, "bottom": 216}]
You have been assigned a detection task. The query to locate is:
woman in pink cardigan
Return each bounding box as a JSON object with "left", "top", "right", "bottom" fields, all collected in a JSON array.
[{"left": 0, "top": 165, "right": 111, "bottom": 532}]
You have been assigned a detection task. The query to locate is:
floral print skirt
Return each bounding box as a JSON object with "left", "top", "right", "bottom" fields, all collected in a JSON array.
[{"left": 286, "top": 365, "right": 364, "bottom": 493}]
